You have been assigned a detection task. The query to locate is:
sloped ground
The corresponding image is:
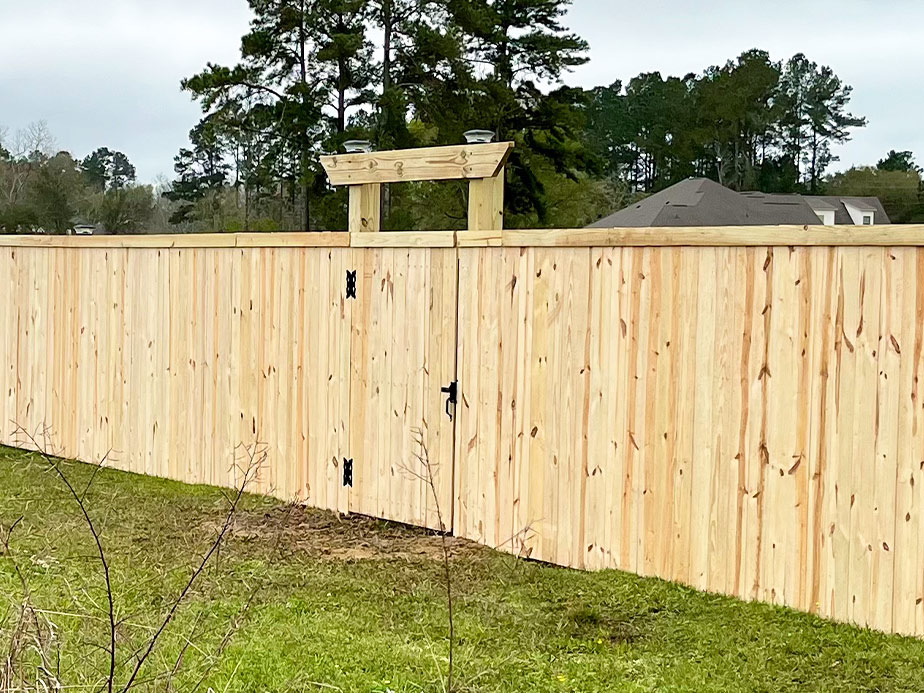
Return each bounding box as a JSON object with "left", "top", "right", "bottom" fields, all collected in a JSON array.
[{"left": 1, "top": 444, "right": 923, "bottom": 692}]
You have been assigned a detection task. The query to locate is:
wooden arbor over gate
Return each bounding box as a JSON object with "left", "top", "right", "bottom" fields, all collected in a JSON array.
[{"left": 320, "top": 141, "right": 514, "bottom": 233}]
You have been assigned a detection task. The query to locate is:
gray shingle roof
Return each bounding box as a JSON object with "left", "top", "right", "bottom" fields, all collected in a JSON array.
[{"left": 588, "top": 178, "right": 891, "bottom": 227}]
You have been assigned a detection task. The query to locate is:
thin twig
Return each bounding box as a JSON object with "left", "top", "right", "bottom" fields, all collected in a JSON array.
[
  {"left": 406, "top": 428, "right": 454, "bottom": 692},
  {"left": 118, "top": 452, "right": 262, "bottom": 692},
  {"left": 189, "top": 490, "right": 298, "bottom": 692},
  {"left": 10, "top": 424, "right": 269, "bottom": 690},
  {"left": 16, "top": 424, "right": 117, "bottom": 693}
]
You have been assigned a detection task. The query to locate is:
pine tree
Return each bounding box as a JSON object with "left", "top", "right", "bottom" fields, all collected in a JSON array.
[
  {"left": 434, "top": 0, "right": 592, "bottom": 224},
  {"left": 777, "top": 54, "right": 866, "bottom": 191},
  {"left": 163, "top": 121, "right": 230, "bottom": 226},
  {"left": 182, "top": 0, "right": 333, "bottom": 230}
]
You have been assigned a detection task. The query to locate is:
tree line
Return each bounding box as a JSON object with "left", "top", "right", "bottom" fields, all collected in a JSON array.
[
  {"left": 0, "top": 122, "right": 162, "bottom": 234},
  {"left": 587, "top": 50, "right": 867, "bottom": 194},
  {"left": 2, "top": 0, "right": 921, "bottom": 233}
]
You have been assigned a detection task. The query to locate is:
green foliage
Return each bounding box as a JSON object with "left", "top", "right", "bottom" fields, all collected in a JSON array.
[
  {"left": 163, "top": 120, "right": 231, "bottom": 227},
  {"left": 0, "top": 123, "right": 150, "bottom": 234},
  {"left": 81, "top": 147, "right": 137, "bottom": 191},
  {"left": 435, "top": 0, "right": 593, "bottom": 224},
  {"left": 696, "top": 49, "right": 781, "bottom": 190},
  {"left": 177, "top": 0, "right": 597, "bottom": 229},
  {"left": 777, "top": 53, "right": 866, "bottom": 192},
  {"left": 447, "top": 0, "right": 588, "bottom": 88},
  {"left": 621, "top": 71, "right": 697, "bottom": 191},
  {"left": 28, "top": 152, "right": 85, "bottom": 234},
  {"left": 169, "top": 2, "right": 881, "bottom": 231},
  {"left": 0, "top": 202, "right": 38, "bottom": 232},
  {"left": 180, "top": 0, "right": 379, "bottom": 230},
  {"left": 85, "top": 185, "right": 155, "bottom": 233}
]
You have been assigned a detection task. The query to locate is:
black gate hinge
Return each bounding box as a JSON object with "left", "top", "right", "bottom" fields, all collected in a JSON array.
[
  {"left": 440, "top": 381, "right": 458, "bottom": 421},
  {"left": 343, "top": 458, "right": 353, "bottom": 487},
  {"left": 346, "top": 270, "right": 357, "bottom": 299}
]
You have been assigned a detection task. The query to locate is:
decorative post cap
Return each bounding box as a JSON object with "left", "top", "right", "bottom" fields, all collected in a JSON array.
[
  {"left": 463, "top": 130, "right": 496, "bottom": 144},
  {"left": 343, "top": 139, "right": 373, "bottom": 153}
]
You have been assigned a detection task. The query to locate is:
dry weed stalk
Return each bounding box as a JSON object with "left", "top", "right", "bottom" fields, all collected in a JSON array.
[
  {"left": 3, "top": 424, "right": 268, "bottom": 691},
  {"left": 403, "top": 428, "right": 455, "bottom": 693},
  {"left": 1, "top": 516, "right": 62, "bottom": 691}
]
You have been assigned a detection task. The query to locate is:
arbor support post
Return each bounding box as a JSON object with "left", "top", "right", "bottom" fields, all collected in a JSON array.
[
  {"left": 348, "top": 183, "right": 382, "bottom": 232},
  {"left": 467, "top": 172, "right": 505, "bottom": 231}
]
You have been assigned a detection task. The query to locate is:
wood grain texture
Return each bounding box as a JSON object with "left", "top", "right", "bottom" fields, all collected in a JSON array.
[
  {"left": 349, "top": 231, "right": 456, "bottom": 248},
  {"left": 467, "top": 174, "right": 505, "bottom": 232},
  {"left": 456, "top": 244, "right": 924, "bottom": 636},
  {"left": 456, "top": 230, "right": 503, "bottom": 247},
  {"left": 459, "top": 226, "right": 924, "bottom": 247},
  {"left": 0, "top": 246, "right": 351, "bottom": 508},
  {"left": 348, "top": 184, "right": 382, "bottom": 233},
  {"left": 5, "top": 235, "right": 924, "bottom": 637},
  {"left": 0, "top": 233, "right": 350, "bottom": 248},
  {"left": 348, "top": 247, "right": 458, "bottom": 530},
  {"left": 321, "top": 142, "right": 513, "bottom": 185}
]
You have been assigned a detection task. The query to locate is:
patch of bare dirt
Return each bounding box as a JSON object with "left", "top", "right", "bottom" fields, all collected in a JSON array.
[{"left": 225, "top": 504, "right": 485, "bottom": 563}]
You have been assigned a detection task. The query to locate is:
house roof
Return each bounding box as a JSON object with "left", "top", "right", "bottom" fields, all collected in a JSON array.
[
  {"left": 588, "top": 179, "right": 892, "bottom": 227},
  {"left": 590, "top": 178, "right": 821, "bottom": 227},
  {"left": 804, "top": 198, "right": 838, "bottom": 212},
  {"left": 807, "top": 196, "right": 889, "bottom": 224}
]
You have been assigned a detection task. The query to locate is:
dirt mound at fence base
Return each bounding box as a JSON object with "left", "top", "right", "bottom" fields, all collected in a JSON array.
[{"left": 226, "top": 505, "right": 484, "bottom": 563}]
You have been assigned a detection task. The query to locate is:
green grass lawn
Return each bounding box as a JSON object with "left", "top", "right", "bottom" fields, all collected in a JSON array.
[{"left": 2, "top": 445, "right": 924, "bottom": 692}]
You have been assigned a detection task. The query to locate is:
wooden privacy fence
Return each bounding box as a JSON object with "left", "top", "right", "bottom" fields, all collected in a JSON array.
[
  {"left": 4, "top": 228, "right": 924, "bottom": 638},
  {"left": 2, "top": 140, "right": 924, "bottom": 637}
]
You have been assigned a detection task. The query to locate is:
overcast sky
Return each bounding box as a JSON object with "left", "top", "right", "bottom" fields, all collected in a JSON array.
[{"left": 2, "top": 0, "right": 922, "bottom": 184}]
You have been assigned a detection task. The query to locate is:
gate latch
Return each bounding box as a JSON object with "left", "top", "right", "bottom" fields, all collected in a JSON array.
[
  {"left": 343, "top": 458, "right": 353, "bottom": 487},
  {"left": 440, "top": 381, "right": 458, "bottom": 421}
]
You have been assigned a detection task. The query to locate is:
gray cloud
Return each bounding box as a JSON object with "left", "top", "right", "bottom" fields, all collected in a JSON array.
[
  {"left": 0, "top": 0, "right": 251, "bottom": 182},
  {"left": 1, "top": 0, "right": 921, "bottom": 183}
]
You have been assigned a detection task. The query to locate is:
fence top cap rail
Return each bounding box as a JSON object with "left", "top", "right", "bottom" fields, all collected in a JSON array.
[
  {"left": 4, "top": 225, "right": 924, "bottom": 250},
  {"left": 458, "top": 225, "right": 924, "bottom": 247},
  {"left": 320, "top": 141, "right": 514, "bottom": 186},
  {"left": 0, "top": 232, "right": 350, "bottom": 249}
]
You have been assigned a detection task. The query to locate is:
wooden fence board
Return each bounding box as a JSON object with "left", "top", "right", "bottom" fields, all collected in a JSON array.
[
  {"left": 455, "top": 243, "right": 924, "bottom": 636},
  {"left": 0, "top": 245, "right": 351, "bottom": 510},
  {"left": 4, "top": 231, "right": 924, "bottom": 636},
  {"left": 347, "top": 247, "right": 457, "bottom": 530}
]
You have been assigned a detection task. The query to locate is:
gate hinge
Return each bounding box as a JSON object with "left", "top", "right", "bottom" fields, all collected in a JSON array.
[
  {"left": 440, "top": 381, "right": 458, "bottom": 421},
  {"left": 346, "top": 270, "right": 357, "bottom": 299},
  {"left": 343, "top": 458, "right": 353, "bottom": 487}
]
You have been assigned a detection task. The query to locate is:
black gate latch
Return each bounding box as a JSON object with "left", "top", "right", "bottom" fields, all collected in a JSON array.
[
  {"left": 342, "top": 458, "right": 353, "bottom": 487},
  {"left": 346, "top": 270, "right": 356, "bottom": 299},
  {"left": 440, "top": 381, "right": 458, "bottom": 421}
]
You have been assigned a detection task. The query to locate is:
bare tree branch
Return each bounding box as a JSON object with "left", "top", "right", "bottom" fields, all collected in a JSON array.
[
  {"left": 404, "top": 428, "right": 455, "bottom": 693},
  {"left": 15, "top": 423, "right": 118, "bottom": 693},
  {"left": 10, "top": 423, "right": 268, "bottom": 690},
  {"left": 118, "top": 447, "right": 264, "bottom": 692}
]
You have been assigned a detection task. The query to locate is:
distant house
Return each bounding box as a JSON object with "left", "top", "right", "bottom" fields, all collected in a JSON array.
[
  {"left": 67, "top": 224, "right": 108, "bottom": 236},
  {"left": 589, "top": 178, "right": 890, "bottom": 227}
]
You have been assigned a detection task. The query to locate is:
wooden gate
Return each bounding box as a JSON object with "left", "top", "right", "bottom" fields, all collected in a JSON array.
[
  {"left": 319, "top": 142, "right": 511, "bottom": 532},
  {"left": 347, "top": 243, "right": 459, "bottom": 530}
]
